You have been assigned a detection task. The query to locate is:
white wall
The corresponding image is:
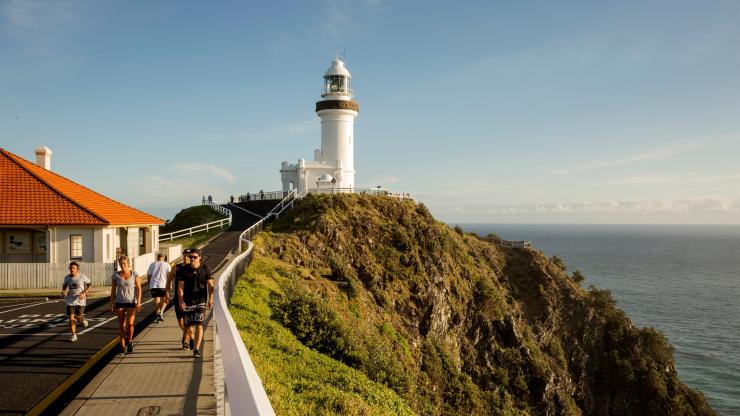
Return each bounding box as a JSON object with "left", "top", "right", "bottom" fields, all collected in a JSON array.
[
  {"left": 53, "top": 227, "right": 95, "bottom": 263},
  {"left": 127, "top": 227, "right": 139, "bottom": 258},
  {"left": 318, "top": 108, "right": 357, "bottom": 188}
]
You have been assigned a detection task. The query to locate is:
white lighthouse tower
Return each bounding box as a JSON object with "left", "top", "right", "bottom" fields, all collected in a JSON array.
[{"left": 280, "top": 57, "right": 360, "bottom": 195}]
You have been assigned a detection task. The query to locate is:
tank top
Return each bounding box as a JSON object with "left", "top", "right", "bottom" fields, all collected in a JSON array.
[{"left": 112, "top": 271, "right": 139, "bottom": 303}]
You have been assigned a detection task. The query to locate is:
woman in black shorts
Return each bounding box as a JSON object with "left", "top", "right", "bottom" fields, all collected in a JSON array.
[{"left": 110, "top": 255, "right": 142, "bottom": 353}]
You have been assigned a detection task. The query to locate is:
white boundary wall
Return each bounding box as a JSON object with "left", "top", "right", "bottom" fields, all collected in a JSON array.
[
  {"left": 214, "top": 241, "right": 275, "bottom": 416},
  {"left": 0, "top": 262, "right": 114, "bottom": 289}
]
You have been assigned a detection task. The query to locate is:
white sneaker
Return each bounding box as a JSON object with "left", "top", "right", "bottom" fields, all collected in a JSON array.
[
  {"left": 82, "top": 318, "right": 89, "bottom": 328},
  {"left": 70, "top": 334, "right": 78, "bottom": 342}
]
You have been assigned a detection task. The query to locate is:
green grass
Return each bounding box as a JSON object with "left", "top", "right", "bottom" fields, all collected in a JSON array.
[
  {"left": 161, "top": 205, "right": 227, "bottom": 233},
  {"left": 229, "top": 254, "right": 415, "bottom": 416},
  {"left": 161, "top": 227, "right": 225, "bottom": 250}
]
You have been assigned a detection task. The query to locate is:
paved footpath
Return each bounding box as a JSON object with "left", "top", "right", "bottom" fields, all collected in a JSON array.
[{"left": 61, "top": 306, "right": 216, "bottom": 416}]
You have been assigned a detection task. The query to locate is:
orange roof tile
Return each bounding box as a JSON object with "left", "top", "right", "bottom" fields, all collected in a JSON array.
[{"left": 0, "top": 148, "right": 163, "bottom": 226}]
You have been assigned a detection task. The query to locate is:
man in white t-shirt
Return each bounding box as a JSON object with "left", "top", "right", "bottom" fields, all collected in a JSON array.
[
  {"left": 147, "top": 254, "right": 171, "bottom": 322},
  {"left": 61, "top": 262, "right": 92, "bottom": 342}
]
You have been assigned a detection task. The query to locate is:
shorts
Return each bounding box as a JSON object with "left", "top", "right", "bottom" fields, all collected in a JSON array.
[
  {"left": 183, "top": 304, "right": 206, "bottom": 326},
  {"left": 66, "top": 305, "right": 85, "bottom": 316},
  {"left": 150, "top": 288, "right": 167, "bottom": 298},
  {"left": 115, "top": 302, "right": 137, "bottom": 309},
  {"left": 174, "top": 302, "right": 184, "bottom": 319}
]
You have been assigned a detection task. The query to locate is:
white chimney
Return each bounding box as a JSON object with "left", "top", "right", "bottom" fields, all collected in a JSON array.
[{"left": 34, "top": 146, "right": 52, "bottom": 170}]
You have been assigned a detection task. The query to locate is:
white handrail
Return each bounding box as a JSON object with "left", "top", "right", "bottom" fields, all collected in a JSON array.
[
  {"left": 205, "top": 200, "right": 233, "bottom": 221},
  {"left": 158, "top": 217, "right": 231, "bottom": 242},
  {"left": 214, "top": 241, "right": 275, "bottom": 416},
  {"left": 238, "top": 189, "right": 297, "bottom": 252}
]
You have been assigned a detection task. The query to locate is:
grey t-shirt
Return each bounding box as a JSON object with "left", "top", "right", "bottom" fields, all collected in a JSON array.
[
  {"left": 112, "top": 271, "right": 139, "bottom": 304},
  {"left": 63, "top": 274, "right": 91, "bottom": 306}
]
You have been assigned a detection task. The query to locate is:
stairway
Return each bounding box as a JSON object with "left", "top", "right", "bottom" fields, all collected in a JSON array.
[{"left": 199, "top": 200, "right": 281, "bottom": 272}]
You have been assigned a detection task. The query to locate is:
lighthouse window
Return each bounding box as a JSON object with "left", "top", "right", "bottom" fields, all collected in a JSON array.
[{"left": 324, "top": 75, "right": 350, "bottom": 94}]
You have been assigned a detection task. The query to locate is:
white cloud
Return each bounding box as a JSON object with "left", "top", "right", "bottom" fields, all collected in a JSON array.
[
  {"left": 238, "top": 119, "right": 316, "bottom": 143},
  {"left": 1, "top": 0, "right": 77, "bottom": 48},
  {"left": 551, "top": 142, "right": 702, "bottom": 175},
  {"left": 609, "top": 172, "right": 740, "bottom": 186},
  {"left": 445, "top": 197, "right": 740, "bottom": 216},
  {"left": 321, "top": 0, "right": 382, "bottom": 42},
  {"left": 172, "top": 163, "right": 236, "bottom": 183}
]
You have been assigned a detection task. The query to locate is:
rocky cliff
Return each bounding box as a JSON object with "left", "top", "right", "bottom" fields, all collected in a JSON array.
[{"left": 235, "top": 194, "right": 714, "bottom": 415}]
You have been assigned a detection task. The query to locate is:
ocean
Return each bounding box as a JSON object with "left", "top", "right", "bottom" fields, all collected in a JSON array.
[{"left": 460, "top": 224, "right": 740, "bottom": 415}]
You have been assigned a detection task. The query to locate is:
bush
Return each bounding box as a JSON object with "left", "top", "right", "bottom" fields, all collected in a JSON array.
[
  {"left": 271, "top": 286, "right": 361, "bottom": 365},
  {"left": 550, "top": 255, "right": 567, "bottom": 272},
  {"left": 572, "top": 269, "right": 586, "bottom": 284}
]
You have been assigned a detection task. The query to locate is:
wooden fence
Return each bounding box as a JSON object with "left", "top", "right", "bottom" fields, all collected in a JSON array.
[{"left": 0, "top": 262, "right": 115, "bottom": 290}]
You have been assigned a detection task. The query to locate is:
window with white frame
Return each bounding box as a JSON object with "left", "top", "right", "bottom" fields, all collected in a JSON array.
[{"left": 70, "top": 235, "right": 83, "bottom": 259}]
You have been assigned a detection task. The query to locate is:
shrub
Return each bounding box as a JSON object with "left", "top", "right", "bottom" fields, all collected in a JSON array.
[
  {"left": 550, "top": 255, "right": 567, "bottom": 272},
  {"left": 572, "top": 269, "right": 585, "bottom": 284}
]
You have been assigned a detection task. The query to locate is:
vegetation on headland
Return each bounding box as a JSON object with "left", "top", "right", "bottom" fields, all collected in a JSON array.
[
  {"left": 230, "top": 194, "right": 715, "bottom": 415},
  {"left": 161, "top": 227, "right": 224, "bottom": 251},
  {"left": 160, "top": 205, "right": 227, "bottom": 233},
  {"left": 159, "top": 205, "right": 228, "bottom": 249}
]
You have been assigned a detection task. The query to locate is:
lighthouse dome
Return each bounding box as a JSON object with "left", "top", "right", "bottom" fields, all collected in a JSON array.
[{"left": 324, "top": 58, "right": 352, "bottom": 79}]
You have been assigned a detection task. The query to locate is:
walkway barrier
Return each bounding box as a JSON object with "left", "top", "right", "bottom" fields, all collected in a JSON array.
[
  {"left": 204, "top": 200, "right": 233, "bottom": 218},
  {"left": 213, "top": 189, "right": 298, "bottom": 415},
  {"left": 238, "top": 190, "right": 298, "bottom": 252},
  {"left": 214, "top": 241, "right": 275, "bottom": 416},
  {"left": 159, "top": 217, "right": 231, "bottom": 242},
  {"left": 237, "top": 190, "right": 287, "bottom": 201}
]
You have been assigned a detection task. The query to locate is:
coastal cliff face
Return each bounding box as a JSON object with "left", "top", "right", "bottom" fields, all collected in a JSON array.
[{"left": 238, "top": 194, "right": 714, "bottom": 415}]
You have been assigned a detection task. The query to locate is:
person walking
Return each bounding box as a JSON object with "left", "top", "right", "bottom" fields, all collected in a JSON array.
[
  {"left": 147, "top": 254, "right": 171, "bottom": 322},
  {"left": 166, "top": 248, "right": 192, "bottom": 349},
  {"left": 177, "top": 248, "right": 214, "bottom": 358},
  {"left": 61, "top": 262, "right": 91, "bottom": 342},
  {"left": 110, "top": 255, "right": 142, "bottom": 354}
]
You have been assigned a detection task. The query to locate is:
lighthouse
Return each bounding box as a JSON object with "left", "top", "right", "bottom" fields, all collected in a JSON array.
[{"left": 280, "top": 57, "right": 360, "bottom": 195}]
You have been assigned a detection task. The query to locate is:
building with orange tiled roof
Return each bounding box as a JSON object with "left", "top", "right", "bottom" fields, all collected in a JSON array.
[{"left": 0, "top": 146, "right": 164, "bottom": 269}]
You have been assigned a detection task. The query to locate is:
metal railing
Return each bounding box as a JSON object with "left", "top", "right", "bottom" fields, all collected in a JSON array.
[
  {"left": 158, "top": 217, "right": 231, "bottom": 242},
  {"left": 204, "top": 200, "right": 233, "bottom": 218},
  {"left": 237, "top": 190, "right": 287, "bottom": 202},
  {"left": 238, "top": 189, "right": 298, "bottom": 252}
]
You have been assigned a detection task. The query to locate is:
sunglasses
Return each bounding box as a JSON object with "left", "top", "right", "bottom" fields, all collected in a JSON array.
[{"left": 189, "top": 255, "right": 199, "bottom": 259}]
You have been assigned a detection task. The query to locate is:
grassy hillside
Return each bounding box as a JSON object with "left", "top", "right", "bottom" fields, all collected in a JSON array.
[
  {"left": 229, "top": 194, "right": 714, "bottom": 415},
  {"left": 160, "top": 205, "right": 227, "bottom": 233}
]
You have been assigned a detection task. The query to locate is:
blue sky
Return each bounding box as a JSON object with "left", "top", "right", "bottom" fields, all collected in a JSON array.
[{"left": 2, "top": 0, "right": 739, "bottom": 223}]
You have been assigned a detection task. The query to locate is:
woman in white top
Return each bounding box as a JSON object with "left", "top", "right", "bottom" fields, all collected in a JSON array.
[{"left": 110, "top": 255, "right": 142, "bottom": 354}]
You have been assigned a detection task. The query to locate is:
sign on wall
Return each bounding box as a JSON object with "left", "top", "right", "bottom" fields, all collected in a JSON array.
[{"left": 8, "top": 232, "right": 31, "bottom": 254}]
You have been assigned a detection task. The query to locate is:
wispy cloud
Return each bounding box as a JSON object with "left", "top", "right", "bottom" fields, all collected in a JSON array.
[
  {"left": 321, "top": 0, "right": 383, "bottom": 42},
  {"left": 551, "top": 142, "right": 701, "bottom": 175},
  {"left": 1, "top": 0, "right": 77, "bottom": 50},
  {"left": 609, "top": 172, "right": 740, "bottom": 186},
  {"left": 446, "top": 197, "right": 740, "bottom": 216},
  {"left": 172, "top": 163, "right": 236, "bottom": 183},
  {"left": 237, "top": 119, "right": 316, "bottom": 143}
]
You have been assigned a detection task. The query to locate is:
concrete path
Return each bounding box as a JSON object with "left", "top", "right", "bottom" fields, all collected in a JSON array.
[{"left": 61, "top": 307, "right": 216, "bottom": 416}]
